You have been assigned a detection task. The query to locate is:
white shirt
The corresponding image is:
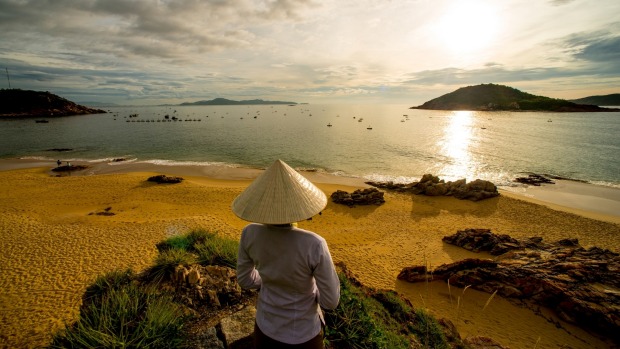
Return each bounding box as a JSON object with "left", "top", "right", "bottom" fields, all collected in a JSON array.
[{"left": 236, "top": 223, "right": 340, "bottom": 344}]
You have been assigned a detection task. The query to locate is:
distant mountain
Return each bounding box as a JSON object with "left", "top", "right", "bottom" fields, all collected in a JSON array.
[
  {"left": 180, "top": 98, "right": 297, "bottom": 106},
  {"left": 569, "top": 94, "right": 620, "bottom": 106},
  {"left": 411, "top": 84, "right": 619, "bottom": 112},
  {"left": 0, "top": 89, "right": 106, "bottom": 118}
]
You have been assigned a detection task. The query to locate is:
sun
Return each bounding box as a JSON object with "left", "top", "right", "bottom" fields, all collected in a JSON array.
[{"left": 433, "top": 1, "right": 499, "bottom": 53}]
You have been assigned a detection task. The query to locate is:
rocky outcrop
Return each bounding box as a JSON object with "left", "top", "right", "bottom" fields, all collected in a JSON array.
[
  {"left": 330, "top": 188, "right": 385, "bottom": 206},
  {"left": 0, "top": 89, "right": 106, "bottom": 118},
  {"left": 147, "top": 174, "right": 184, "bottom": 184},
  {"left": 441, "top": 228, "right": 543, "bottom": 255},
  {"left": 170, "top": 265, "right": 257, "bottom": 349},
  {"left": 398, "top": 229, "right": 620, "bottom": 344},
  {"left": 366, "top": 174, "right": 499, "bottom": 201}
]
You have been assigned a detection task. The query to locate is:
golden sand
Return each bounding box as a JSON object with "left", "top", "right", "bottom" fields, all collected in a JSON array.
[{"left": 0, "top": 166, "right": 619, "bottom": 348}]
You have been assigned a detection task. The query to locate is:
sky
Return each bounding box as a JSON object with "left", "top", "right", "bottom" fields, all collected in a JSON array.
[{"left": 1, "top": 0, "right": 619, "bottom": 106}]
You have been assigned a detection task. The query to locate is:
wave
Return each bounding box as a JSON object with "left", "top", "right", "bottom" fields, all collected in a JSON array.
[
  {"left": 138, "top": 159, "right": 242, "bottom": 168},
  {"left": 11, "top": 154, "right": 620, "bottom": 189}
]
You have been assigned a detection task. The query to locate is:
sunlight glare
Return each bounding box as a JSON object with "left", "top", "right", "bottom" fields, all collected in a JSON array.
[
  {"left": 434, "top": 1, "right": 499, "bottom": 53},
  {"left": 440, "top": 111, "right": 474, "bottom": 180}
]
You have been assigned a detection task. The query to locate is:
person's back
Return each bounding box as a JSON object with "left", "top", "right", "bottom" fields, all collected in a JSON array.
[
  {"left": 232, "top": 159, "right": 340, "bottom": 348},
  {"left": 237, "top": 223, "right": 339, "bottom": 344}
]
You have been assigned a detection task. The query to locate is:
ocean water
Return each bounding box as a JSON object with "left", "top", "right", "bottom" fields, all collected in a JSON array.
[{"left": 1, "top": 104, "right": 619, "bottom": 188}]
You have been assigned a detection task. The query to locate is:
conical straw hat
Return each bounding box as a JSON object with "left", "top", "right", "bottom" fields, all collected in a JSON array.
[{"left": 231, "top": 159, "right": 327, "bottom": 224}]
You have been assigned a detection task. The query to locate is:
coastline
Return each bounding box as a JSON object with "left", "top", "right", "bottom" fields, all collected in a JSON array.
[
  {"left": 1, "top": 158, "right": 619, "bottom": 348},
  {"left": 2, "top": 157, "right": 618, "bottom": 223}
]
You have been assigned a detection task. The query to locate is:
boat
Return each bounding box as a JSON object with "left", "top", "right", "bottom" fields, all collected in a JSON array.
[
  {"left": 327, "top": 123, "right": 333, "bottom": 127},
  {"left": 366, "top": 126, "right": 373, "bottom": 130}
]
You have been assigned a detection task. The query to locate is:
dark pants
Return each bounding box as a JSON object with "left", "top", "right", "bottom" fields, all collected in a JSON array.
[{"left": 254, "top": 323, "right": 324, "bottom": 349}]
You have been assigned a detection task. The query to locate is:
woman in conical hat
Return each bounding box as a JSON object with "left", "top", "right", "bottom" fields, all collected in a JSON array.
[{"left": 233, "top": 159, "right": 340, "bottom": 348}]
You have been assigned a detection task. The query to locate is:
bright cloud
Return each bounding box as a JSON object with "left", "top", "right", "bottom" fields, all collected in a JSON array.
[{"left": 0, "top": 0, "right": 618, "bottom": 105}]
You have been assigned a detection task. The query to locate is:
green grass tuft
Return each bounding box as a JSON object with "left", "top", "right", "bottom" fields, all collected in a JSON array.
[
  {"left": 324, "top": 273, "right": 410, "bottom": 349},
  {"left": 50, "top": 279, "right": 186, "bottom": 348},
  {"left": 144, "top": 248, "right": 196, "bottom": 284},
  {"left": 195, "top": 236, "right": 238, "bottom": 268}
]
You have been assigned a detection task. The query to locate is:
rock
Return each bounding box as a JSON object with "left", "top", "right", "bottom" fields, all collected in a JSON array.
[
  {"left": 330, "top": 188, "right": 385, "bottom": 207},
  {"left": 366, "top": 174, "right": 499, "bottom": 201},
  {"left": 442, "top": 229, "right": 525, "bottom": 255},
  {"left": 513, "top": 173, "right": 555, "bottom": 186},
  {"left": 397, "top": 265, "right": 430, "bottom": 283},
  {"left": 45, "top": 148, "right": 73, "bottom": 152},
  {"left": 218, "top": 305, "right": 256, "bottom": 349},
  {"left": 464, "top": 336, "right": 510, "bottom": 349},
  {"left": 51, "top": 164, "right": 88, "bottom": 172},
  {"left": 187, "top": 326, "right": 225, "bottom": 349},
  {"left": 400, "top": 230, "right": 620, "bottom": 343},
  {"left": 188, "top": 267, "right": 201, "bottom": 285},
  {"left": 147, "top": 174, "right": 184, "bottom": 184}
]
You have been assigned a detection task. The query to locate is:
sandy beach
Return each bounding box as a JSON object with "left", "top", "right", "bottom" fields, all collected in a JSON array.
[{"left": 1, "top": 159, "right": 619, "bottom": 349}]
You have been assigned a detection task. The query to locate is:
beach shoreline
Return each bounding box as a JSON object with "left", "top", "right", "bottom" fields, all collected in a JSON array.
[
  {"left": 2, "top": 157, "right": 619, "bottom": 223},
  {"left": 1, "top": 158, "right": 619, "bottom": 348}
]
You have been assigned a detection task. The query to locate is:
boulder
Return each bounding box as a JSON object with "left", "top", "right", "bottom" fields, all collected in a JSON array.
[
  {"left": 218, "top": 305, "right": 256, "bottom": 349},
  {"left": 330, "top": 188, "right": 385, "bottom": 207},
  {"left": 147, "top": 174, "right": 184, "bottom": 184},
  {"left": 366, "top": 174, "right": 499, "bottom": 201}
]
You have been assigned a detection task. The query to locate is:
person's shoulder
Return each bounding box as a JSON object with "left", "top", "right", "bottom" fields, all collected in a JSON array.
[
  {"left": 242, "top": 223, "right": 263, "bottom": 234},
  {"left": 292, "top": 226, "right": 325, "bottom": 242}
]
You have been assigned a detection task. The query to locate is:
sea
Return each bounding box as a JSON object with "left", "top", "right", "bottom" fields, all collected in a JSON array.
[{"left": 1, "top": 104, "right": 619, "bottom": 189}]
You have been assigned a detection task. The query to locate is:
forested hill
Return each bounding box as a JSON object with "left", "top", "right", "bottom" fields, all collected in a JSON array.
[
  {"left": 569, "top": 93, "right": 620, "bottom": 106},
  {"left": 411, "top": 84, "right": 619, "bottom": 112},
  {"left": 0, "top": 89, "right": 106, "bottom": 118}
]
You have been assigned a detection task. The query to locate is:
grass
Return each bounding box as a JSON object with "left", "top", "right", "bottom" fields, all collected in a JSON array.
[
  {"left": 143, "top": 248, "right": 196, "bottom": 284},
  {"left": 52, "top": 229, "right": 465, "bottom": 348},
  {"left": 195, "top": 236, "right": 238, "bottom": 268},
  {"left": 324, "top": 271, "right": 455, "bottom": 349},
  {"left": 145, "top": 229, "right": 238, "bottom": 283},
  {"left": 50, "top": 273, "right": 186, "bottom": 348}
]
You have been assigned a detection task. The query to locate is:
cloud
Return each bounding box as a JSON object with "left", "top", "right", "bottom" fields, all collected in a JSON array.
[
  {"left": 561, "top": 32, "right": 620, "bottom": 64},
  {"left": 548, "top": 0, "right": 576, "bottom": 5},
  {"left": 0, "top": 0, "right": 314, "bottom": 62}
]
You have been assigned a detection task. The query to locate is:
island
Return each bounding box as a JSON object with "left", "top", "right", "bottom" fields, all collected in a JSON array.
[
  {"left": 411, "top": 84, "right": 620, "bottom": 112},
  {"left": 0, "top": 89, "right": 106, "bottom": 119},
  {"left": 569, "top": 93, "right": 620, "bottom": 106},
  {"left": 179, "top": 97, "right": 297, "bottom": 106}
]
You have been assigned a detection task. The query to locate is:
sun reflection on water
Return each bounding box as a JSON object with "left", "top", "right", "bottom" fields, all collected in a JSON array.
[{"left": 439, "top": 111, "right": 473, "bottom": 180}]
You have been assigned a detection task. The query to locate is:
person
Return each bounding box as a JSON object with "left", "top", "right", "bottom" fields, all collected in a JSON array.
[
  {"left": 232, "top": 159, "right": 340, "bottom": 349},
  {"left": 56, "top": 159, "right": 61, "bottom": 167}
]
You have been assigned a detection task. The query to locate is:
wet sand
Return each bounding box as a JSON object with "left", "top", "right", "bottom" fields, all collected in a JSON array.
[{"left": 0, "top": 159, "right": 619, "bottom": 348}]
